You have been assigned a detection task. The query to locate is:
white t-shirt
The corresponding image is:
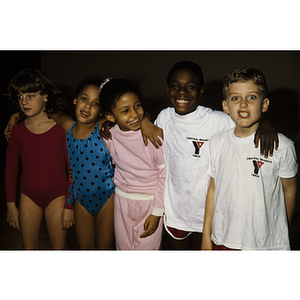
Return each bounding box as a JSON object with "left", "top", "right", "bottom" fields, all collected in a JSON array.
[
  {"left": 155, "top": 106, "right": 234, "bottom": 232},
  {"left": 207, "top": 129, "right": 298, "bottom": 250}
]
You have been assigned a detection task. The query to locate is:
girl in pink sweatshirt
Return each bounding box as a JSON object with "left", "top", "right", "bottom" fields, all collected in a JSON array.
[{"left": 99, "top": 78, "right": 165, "bottom": 250}]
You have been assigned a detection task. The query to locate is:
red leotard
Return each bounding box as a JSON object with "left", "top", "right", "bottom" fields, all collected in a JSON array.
[{"left": 5, "top": 121, "right": 72, "bottom": 209}]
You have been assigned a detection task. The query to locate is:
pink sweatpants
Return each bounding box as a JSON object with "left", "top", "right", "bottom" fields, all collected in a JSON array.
[{"left": 114, "top": 193, "right": 163, "bottom": 250}]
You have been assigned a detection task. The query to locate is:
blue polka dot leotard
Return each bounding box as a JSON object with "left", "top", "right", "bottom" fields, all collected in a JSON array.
[{"left": 66, "top": 122, "right": 115, "bottom": 216}]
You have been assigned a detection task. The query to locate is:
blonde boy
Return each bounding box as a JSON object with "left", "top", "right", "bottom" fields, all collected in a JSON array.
[{"left": 201, "top": 68, "right": 297, "bottom": 250}]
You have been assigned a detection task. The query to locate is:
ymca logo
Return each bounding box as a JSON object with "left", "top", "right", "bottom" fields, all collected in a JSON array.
[
  {"left": 252, "top": 160, "right": 264, "bottom": 177},
  {"left": 192, "top": 141, "right": 205, "bottom": 155},
  {"left": 186, "top": 137, "right": 208, "bottom": 157}
]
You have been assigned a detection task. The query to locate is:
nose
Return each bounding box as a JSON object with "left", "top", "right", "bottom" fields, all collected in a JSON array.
[
  {"left": 239, "top": 98, "right": 248, "bottom": 108},
  {"left": 179, "top": 86, "right": 187, "bottom": 94},
  {"left": 131, "top": 108, "right": 139, "bottom": 117},
  {"left": 21, "top": 98, "right": 28, "bottom": 105},
  {"left": 84, "top": 102, "right": 91, "bottom": 109}
]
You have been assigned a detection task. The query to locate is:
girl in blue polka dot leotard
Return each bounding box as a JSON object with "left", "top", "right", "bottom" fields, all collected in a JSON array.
[
  {"left": 67, "top": 121, "right": 115, "bottom": 215},
  {"left": 51, "top": 79, "right": 115, "bottom": 249}
]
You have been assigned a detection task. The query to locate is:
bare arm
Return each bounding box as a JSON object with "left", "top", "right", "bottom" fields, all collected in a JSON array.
[
  {"left": 201, "top": 177, "right": 215, "bottom": 250},
  {"left": 51, "top": 112, "right": 74, "bottom": 135},
  {"left": 140, "top": 112, "right": 164, "bottom": 149},
  {"left": 281, "top": 176, "right": 297, "bottom": 224}
]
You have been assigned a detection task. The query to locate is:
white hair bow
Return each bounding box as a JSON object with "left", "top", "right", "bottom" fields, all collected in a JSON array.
[{"left": 99, "top": 77, "right": 112, "bottom": 92}]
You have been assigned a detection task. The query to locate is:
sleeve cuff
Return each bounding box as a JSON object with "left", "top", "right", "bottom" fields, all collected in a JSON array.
[{"left": 151, "top": 207, "right": 164, "bottom": 217}]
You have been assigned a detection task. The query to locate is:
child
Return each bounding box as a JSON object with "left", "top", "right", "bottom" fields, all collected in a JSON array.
[
  {"left": 201, "top": 68, "right": 297, "bottom": 250},
  {"left": 51, "top": 79, "right": 116, "bottom": 250},
  {"left": 142, "top": 61, "right": 278, "bottom": 250},
  {"left": 5, "top": 69, "right": 74, "bottom": 250},
  {"left": 99, "top": 78, "right": 165, "bottom": 250}
]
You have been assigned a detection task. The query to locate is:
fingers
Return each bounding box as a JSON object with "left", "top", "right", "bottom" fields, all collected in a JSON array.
[
  {"left": 142, "top": 134, "right": 148, "bottom": 147},
  {"left": 140, "top": 217, "right": 158, "bottom": 238},
  {"left": 149, "top": 136, "right": 163, "bottom": 149},
  {"left": 4, "top": 127, "right": 11, "bottom": 141},
  {"left": 61, "top": 209, "right": 75, "bottom": 230},
  {"left": 100, "top": 130, "right": 112, "bottom": 140},
  {"left": 61, "top": 218, "right": 75, "bottom": 230},
  {"left": 62, "top": 219, "right": 75, "bottom": 230},
  {"left": 7, "top": 218, "right": 20, "bottom": 231},
  {"left": 140, "top": 228, "right": 156, "bottom": 238},
  {"left": 157, "top": 128, "right": 164, "bottom": 140},
  {"left": 255, "top": 133, "right": 279, "bottom": 158}
]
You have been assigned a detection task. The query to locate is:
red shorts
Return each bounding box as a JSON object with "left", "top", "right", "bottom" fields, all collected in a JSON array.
[{"left": 213, "top": 243, "right": 240, "bottom": 251}]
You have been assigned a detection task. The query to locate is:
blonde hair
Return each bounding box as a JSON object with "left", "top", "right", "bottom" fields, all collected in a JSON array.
[{"left": 223, "top": 68, "right": 268, "bottom": 99}]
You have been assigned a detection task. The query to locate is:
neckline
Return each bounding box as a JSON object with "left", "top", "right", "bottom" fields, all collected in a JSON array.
[
  {"left": 70, "top": 122, "right": 98, "bottom": 141},
  {"left": 23, "top": 121, "right": 57, "bottom": 136}
]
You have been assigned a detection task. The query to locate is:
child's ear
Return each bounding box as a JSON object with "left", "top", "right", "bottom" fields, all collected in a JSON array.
[
  {"left": 104, "top": 113, "right": 115, "bottom": 123},
  {"left": 222, "top": 100, "right": 229, "bottom": 114},
  {"left": 262, "top": 98, "right": 270, "bottom": 113},
  {"left": 198, "top": 88, "right": 204, "bottom": 99},
  {"left": 166, "top": 85, "right": 170, "bottom": 93},
  {"left": 44, "top": 94, "right": 48, "bottom": 102},
  {"left": 73, "top": 99, "right": 77, "bottom": 105}
]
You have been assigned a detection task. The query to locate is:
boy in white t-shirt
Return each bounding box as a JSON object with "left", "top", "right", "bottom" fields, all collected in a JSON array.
[
  {"left": 201, "top": 68, "right": 298, "bottom": 250},
  {"left": 144, "top": 61, "right": 278, "bottom": 250}
]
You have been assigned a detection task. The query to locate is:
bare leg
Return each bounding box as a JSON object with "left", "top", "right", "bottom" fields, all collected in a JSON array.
[
  {"left": 95, "top": 193, "right": 115, "bottom": 250},
  {"left": 45, "top": 195, "right": 67, "bottom": 250},
  {"left": 74, "top": 199, "right": 96, "bottom": 250},
  {"left": 19, "top": 193, "right": 44, "bottom": 250}
]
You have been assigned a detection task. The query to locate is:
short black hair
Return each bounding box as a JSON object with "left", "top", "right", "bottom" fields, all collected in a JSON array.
[
  {"left": 166, "top": 61, "right": 204, "bottom": 88},
  {"left": 99, "top": 78, "right": 142, "bottom": 114}
]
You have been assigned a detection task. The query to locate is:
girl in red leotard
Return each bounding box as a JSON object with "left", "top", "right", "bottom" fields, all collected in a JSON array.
[{"left": 4, "top": 69, "right": 74, "bottom": 250}]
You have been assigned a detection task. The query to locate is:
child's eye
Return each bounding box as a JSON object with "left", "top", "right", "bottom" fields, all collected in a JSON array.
[
  {"left": 17, "top": 95, "right": 23, "bottom": 100},
  {"left": 249, "top": 95, "right": 257, "bottom": 100},
  {"left": 94, "top": 102, "right": 100, "bottom": 107},
  {"left": 122, "top": 109, "right": 129, "bottom": 114},
  {"left": 170, "top": 84, "right": 178, "bottom": 89},
  {"left": 81, "top": 97, "right": 87, "bottom": 101},
  {"left": 187, "top": 85, "right": 196, "bottom": 90},
  {"left": 231, "top": 96, "right": 239, "bottom": 101}
]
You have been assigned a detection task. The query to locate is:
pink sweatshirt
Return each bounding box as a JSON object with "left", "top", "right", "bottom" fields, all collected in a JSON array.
[{"left": 103, "top": 125, "right": 165, "bottom": 215}]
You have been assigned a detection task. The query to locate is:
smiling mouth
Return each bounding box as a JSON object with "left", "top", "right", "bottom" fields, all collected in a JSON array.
[
  {"left": 238, "top": 112, "right": 250, "bottom": 117},
  {"left": 81, "top": 110, "right": 90, "bottom": 118},
  {"left": 128, "top": 118, "right": 140, "bottom": 126},
  {"left": 176, "top": 99, "right": 189, "bottom": 104}
]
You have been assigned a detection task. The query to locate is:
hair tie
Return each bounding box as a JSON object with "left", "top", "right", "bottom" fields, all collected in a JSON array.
[{"left": 99, "top": 77, "right": 112, "bottom": 92}]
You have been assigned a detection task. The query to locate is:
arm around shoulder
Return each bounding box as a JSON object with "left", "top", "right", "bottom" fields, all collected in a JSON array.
[
  {"left": 281, "top": 176, "right": 297, "bottom": 224},
  {"left": 51, "top": 112, "right": 74, "bottom": 135},
  {"left": 140, "top": 112, "right": 163, "bottom": 148}
]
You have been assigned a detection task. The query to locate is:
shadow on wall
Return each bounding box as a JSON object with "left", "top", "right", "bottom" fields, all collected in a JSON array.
[
  {"left": 200, "top": 80, "right": 224, "bottom": 111},
  {"left": 267, "top": 89, "right": 300, "bottom": 142}
]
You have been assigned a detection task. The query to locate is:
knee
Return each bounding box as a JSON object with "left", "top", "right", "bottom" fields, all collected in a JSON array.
[{"left": 23, "top": 241, "right": 40, "bottom": 250}]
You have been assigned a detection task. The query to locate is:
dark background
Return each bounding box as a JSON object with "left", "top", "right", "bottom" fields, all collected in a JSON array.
[{"left": 1, "top": 50, "right": 300, "bottom": 248}]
